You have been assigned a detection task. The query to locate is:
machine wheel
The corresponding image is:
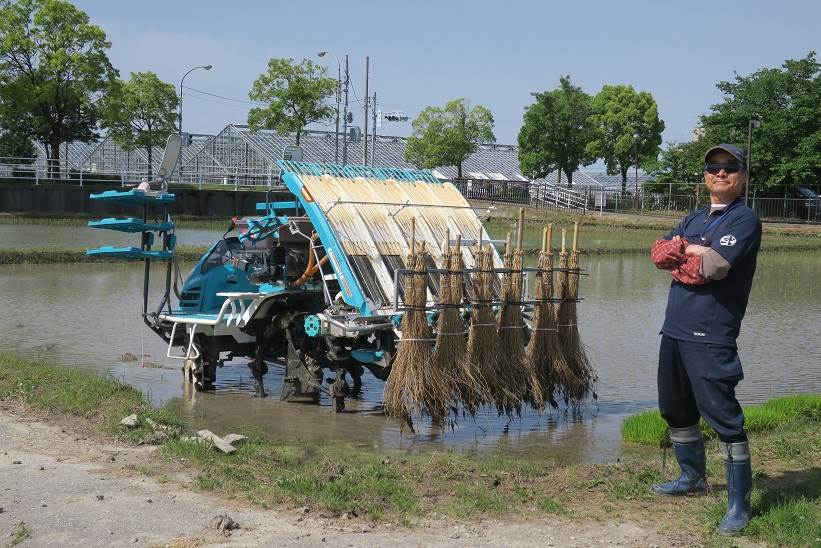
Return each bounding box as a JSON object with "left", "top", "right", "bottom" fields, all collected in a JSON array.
[
  {"left": 189, "top": 357, "right": 217, "bottom": 391},
  {"left": 281, "top": 341, "right": 321, "bottom": 401}
]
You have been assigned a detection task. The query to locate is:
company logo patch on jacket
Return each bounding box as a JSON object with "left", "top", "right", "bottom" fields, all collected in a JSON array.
[{"left": 719, "top": 235, "right": 737, "bottom": 247}]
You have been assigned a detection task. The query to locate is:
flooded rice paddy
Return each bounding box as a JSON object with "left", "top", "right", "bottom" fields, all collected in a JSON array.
[{"left": 1, "top": 225, "right": 819, "bottom": 462}]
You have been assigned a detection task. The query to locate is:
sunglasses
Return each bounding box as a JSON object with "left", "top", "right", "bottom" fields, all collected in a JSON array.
[{"left": 704, "top": 162, "right": 744, "bottom": 174}]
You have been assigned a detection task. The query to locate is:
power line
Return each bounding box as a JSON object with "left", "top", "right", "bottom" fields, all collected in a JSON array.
[{"left": 182, "top": 85, "right": 265, "bottom": 106}]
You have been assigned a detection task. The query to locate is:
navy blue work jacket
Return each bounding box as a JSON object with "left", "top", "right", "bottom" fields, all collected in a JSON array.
[{"left": 660, "top": 198, "right": 762, "bottom": 348}]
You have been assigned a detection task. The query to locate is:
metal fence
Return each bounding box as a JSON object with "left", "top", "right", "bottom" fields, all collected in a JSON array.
[
  {"left": 2, "top": 156, "right": 819, "bottom": 224},
  {"left": 0, "top": 156, "right": 275, "bottom": 189},
  {"left": 452, "top": 178, "right": 588, "bottom": 211},
  {"left": 583, "top": 188, "right": 821, "bottom": 224}
]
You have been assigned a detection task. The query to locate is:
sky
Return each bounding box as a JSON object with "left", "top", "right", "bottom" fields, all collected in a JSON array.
[{"left": 73, "top": 0, "right": 819, "bottom": 146}]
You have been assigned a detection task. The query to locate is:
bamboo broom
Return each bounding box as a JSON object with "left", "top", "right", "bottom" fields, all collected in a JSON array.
[
  {"left": 434, "top": 235, "right": 489, "bottom": 417},
  {"left": 556, "top": 222, "right": 596, "bottom": 403},
  {"left": 495, "top": 209, "right": 538, "bottom": 414},
  {"left": 466, "top": 243, "right": 505, "bottom": 413},
  {"left": 433, "top": 231, "right": 462, "bottom": 405},
  {"left": 525, "top": 224, "right": 560, "bottom": 409},
  {"left": 384, "top": 250, "right": 450, "bottom": 426}
]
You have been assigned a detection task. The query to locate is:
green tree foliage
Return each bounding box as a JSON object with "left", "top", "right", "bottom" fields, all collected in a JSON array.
[
  {"left": 0, "top": 127, "right": 35, "bottom": 159},
  {"left": 0, "top": 0, "right": 117, "bottom": 177},
  {"left": 247, "top": 58, "right": 336, "bottom": 146},
  {"left": 518, "top": 76, "right": 596, "bottom": 187},
  {"left": 700, "top": 51, "right": 820, "bottom": 194},
  {"left": 405, "top": 98, "right": 495, "bottom": 178},
  {"left": 587, "top": 85, "right": 665, "bottom": 193},
  {"left": 101, "top": 72, "right": 178, "bottom": 178},
  {"left": 644, "top": 140, "right": 711, "bottom": 193}
]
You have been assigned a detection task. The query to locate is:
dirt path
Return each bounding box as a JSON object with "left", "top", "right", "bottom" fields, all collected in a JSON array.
[{"left": 0, "top": 411, "right": 668, "bottom": 547}]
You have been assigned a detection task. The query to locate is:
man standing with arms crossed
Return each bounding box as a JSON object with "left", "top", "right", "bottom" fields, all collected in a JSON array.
[{"left": 650, "top": 144, "right": 762, "bottom": 534}]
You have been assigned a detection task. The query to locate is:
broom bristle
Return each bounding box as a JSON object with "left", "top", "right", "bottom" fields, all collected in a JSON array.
[
  {"left": 555, "top": 249, "right": 596, "bottom": 403},
  {"left": 435, "top": 248, "right": 491, "bottom": 416},
  {"left": 525, "top": 249, "right": 560, "bottom": 409},
  {"left": 553, "top": 250, "right": 580, "bottom": 403},
  {"left": 384, "top": 251, "right": 451, "bottom": 426},
  {"left": 466, "top": 247, "right": 505, "bottom": 412},
  {"left": 495, "top": 249, "right": 534, "bottom": 415}
]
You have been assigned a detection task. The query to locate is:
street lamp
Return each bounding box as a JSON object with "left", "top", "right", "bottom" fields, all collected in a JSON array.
[
  {"left": 179, "top": 64, "right": 213, "bottom": 140},
  {"left": 744, "top": 117, "right": 762, "bottom": 206},
  {"left": 633, "top": 131, "right": 640, "bottom": 212},
  {"left": 317, "top": 52, "right": 342, "bottom": 164}
]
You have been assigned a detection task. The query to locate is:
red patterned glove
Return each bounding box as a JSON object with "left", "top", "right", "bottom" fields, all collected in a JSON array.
[
  {"left": 670, "top": 254, "right": 709, "bottom": 285},
  {"left": 651, "top": 238, "right": 686, "bottom": 270}
]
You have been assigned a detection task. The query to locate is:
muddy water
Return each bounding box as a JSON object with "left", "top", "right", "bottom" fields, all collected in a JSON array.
[{"left": 2, "top": 248, "right": 819, "bottom": 462}]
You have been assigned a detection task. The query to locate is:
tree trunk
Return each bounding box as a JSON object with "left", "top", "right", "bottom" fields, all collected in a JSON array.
[
  {"left": 621, "top": 165, "right": 628, "bottom": 196},
  {"left": 146, "top": 146, "right": 153, "bottom": 179},
  {"left": 457, "top": 162, "right": 462, "bottom": 179},
  {"left": 556, "top": 168, "right": 562, "bottom": 187},
  {"left": 295, "top": 130, "right": 301, "bottom": 147},
  {"left": 49, "top": 139, "right": 61, "bottom": 179},
  {"left": 565, "top": 168, "right": 573, "bottom": 188}
]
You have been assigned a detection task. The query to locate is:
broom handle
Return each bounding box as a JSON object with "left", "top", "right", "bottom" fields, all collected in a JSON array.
[
  {"left": 455, "top": 234, "right": 461, "bottom": 252},
  {"left": 505, "top": 232, "right": 512, "bottom": 255},
  {"left": 546, "top": 223, "right": 553, "bottom": 253},
  {"left": 443, "top": 228, "right": 450, "bottom": 254},
  {"left": 541, "top": 227, "right": 548, "bottom": 253},
  {"left": 572, "top": 221, "right": 578, "bottom": 252},
  {"left": 561, "top": 228, "right": 566, "bottom": 254},
  {"left": 477, "top": 223, "right": 482, "bottom": 249},
  {"left": 410, "top": 217, "right": 415, "bottom": 254},
  {"left": 516, "top": 207, "right": 525, "bottom": 252}
]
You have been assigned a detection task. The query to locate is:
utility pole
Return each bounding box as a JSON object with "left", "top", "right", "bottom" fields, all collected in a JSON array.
[
  {"left": 342, "top": 54, "right": 350, "bottom": 166},
  {"left": 371, "top": 92, "right": 377, "bottom": 166},
  {"left": 745, "top": 118, "right": 761, "bottom": 206},
  {"left": 363, "top": 56, "right": 369, "bottom": 165},
  {"left": 633, "top": 132, "right": 640, "bottom": 213}
]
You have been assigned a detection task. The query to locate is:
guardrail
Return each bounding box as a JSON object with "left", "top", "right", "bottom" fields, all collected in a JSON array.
[
  {"left": 582, "top": 188, "right": 821, "bottom": 224},
  {"left": 452, "top": 178, "right": 588, "bottom": 211},
  {"left": 0, "top": 158, "right": 276, "bottom": 188}
]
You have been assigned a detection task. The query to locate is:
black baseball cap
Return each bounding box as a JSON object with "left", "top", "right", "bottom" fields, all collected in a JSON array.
[{"left": 704, "top": 143, "right": 746, "bottom": 165}]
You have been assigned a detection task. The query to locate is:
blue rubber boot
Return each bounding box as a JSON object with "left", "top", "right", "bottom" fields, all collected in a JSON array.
[
  {"left": 718, "top": 441, "right": 752, "bottom": 534},
  {"left": 652, "top": 425, "right": 708, "bottom": 496}
]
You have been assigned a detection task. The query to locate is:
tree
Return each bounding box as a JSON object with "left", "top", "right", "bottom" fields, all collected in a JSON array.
[
  {"left": 405, "top": 98, "right": 495, "bottom": 178},
  {"left": 101, "top": 72, "right": 178, "bottom": 178},
  {"left": 0, "top": 0, "right": 117, "bottom": 177},
  {"left": 587, "top": 85, "right": 665, "bottom": 194},
  {"left": 517, "top": 76, "right": 596, "bottom": 187},
  {"left": 644, "top": 140, "right": 711, "bottom": 193},
  {"left": 700, "top": 51, "right": 820, "bottom": 194},
  {"left": 247, "top": 58, "right": 335, "bottom": 146}
]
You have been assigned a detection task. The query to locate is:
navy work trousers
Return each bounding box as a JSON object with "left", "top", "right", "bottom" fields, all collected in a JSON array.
[{"left": 657, "top": 334, "right": 747, "bottom": 443}]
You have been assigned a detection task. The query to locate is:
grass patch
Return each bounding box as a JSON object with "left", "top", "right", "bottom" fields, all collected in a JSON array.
[
  {"left": 537, "top": 496, "right": 565, "bottom": 514},
  {"left": 702, "top": 467, "right": 821, "bottom": 547},
  {"left": 0, "top": 246, "right": 207, "bottom": 265},
  {"left": 9, "top": 521, "right": 32, "bottom": 547},
  {"left": 161, "top": 437, "right": 418, "bottom": 520},
  {"left": 622, "top": 394, "right": 821, "bottom": 445},
  {"left": 0, "top": 214, "right": 234, "bottom": 231},
  {"left": 449, "top": 484, "right": 505, "bottom": 517},
  {"left": 0, "top": 352, "right": 183, "bottom": 441}
]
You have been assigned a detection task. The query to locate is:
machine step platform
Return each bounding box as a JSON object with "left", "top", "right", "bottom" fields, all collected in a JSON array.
[
  {"left": 86, "top": 246, "right": 172, "bottom": 261},
  {"left": 88, "top": 217, "right": 174, "bottom": 233},
  {"left": 89, "top": 189, "right": 175, "bottom": 206}
]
